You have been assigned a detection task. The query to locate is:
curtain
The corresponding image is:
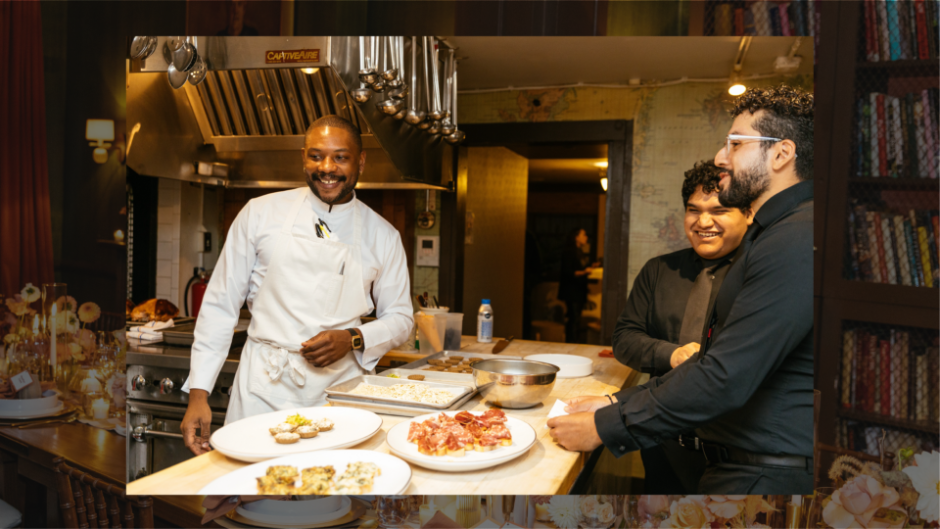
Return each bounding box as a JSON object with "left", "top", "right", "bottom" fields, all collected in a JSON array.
[{"left": 0, "top": 0, "right": 54, "bottom": 297}]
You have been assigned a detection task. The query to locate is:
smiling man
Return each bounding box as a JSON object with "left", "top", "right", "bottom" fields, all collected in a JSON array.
[
  {"left": 180, "top": 115, "right": 414, "bottom": 455},
  {"left": 549, "top": 85, "right": 815, "bottom": 494},
  {"left": 607, "top": 160, "right": 752, "bottom": 493}
]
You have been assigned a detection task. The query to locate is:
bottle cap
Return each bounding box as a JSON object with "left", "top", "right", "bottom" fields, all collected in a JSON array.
[{"left": 482, "top": 299, "right": 490, "bottom": 305}]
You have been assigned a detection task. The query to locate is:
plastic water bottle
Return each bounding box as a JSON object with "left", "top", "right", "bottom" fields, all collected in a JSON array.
[{"left": 477, "top": 299, "right": 493, "bottom": 343}]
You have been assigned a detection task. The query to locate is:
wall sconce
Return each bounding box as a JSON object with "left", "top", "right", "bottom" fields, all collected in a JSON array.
[
  {"left": 600, "top": 178, "right": 608, "bottom": 192},
  {"left": 86, "top": 119, "right": 114, "bottom": 164}
]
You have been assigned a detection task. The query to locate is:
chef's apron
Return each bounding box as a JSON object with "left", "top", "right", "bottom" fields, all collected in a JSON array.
[{"left": 225, "top": 191, "right": 371, "bottom": 424}]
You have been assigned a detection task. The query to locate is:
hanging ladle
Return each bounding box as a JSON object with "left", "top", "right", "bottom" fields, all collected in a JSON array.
[
  {"left": 359, "top": 36, "right": 379, "bottom": 85},
  {"left": 382, "top": 35, "right": 400, "bottom": 82},
  {"left": 440, "top": 48, "right": 456, "bottom": 136},
  {"left": 405, "top": 37, "right": 427, "bottom": 125},
  {"left": 416, "top": 36, "right": 433, "bottom": 130},
  {"left": 172, "top": 36, "right": 197, "bottom": 72},
  {"left": 351, "top": 37, "right": 373, "bottom": 103},
  {"left": 427, "top": 36, "right": 444, "bottom": 122},
  {"left": 445, "top": 66, "right": 465, "bottom": 144},
  {"left": 187, "top": 38, "right": 208, "bottom": 86},
  {"left": 371, "top": 38, "right": 386, "bottom": 93}
]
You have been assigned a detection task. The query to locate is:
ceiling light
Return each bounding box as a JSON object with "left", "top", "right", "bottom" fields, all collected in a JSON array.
[
  {"left": 601, "top": 178, "right": 608, "bottom": 192},
  {"left": 728, "top": 83, "right": 746, "bottom": 96},
  {"left": 594, "top": 161, "right": 608, "bottom": 168},
  {"left": 301, "top": 68, "right": 319, "bottom": 75}
]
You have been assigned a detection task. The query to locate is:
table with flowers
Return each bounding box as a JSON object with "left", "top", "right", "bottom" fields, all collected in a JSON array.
[{"left": 0, "top": 283, "right": 129, "bottom": 526}]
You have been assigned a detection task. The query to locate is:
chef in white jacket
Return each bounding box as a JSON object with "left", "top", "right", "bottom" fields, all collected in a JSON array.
[{"left": 181, "top": 115, "right": 414, "bottom": 455}]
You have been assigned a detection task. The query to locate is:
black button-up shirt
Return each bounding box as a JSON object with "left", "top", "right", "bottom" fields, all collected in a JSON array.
[
  {"left": 596, "top": 181, "right": 814, "bottom": 458},
  {"left": 613, "top": 249, "right": 731, "bottom": 377}
]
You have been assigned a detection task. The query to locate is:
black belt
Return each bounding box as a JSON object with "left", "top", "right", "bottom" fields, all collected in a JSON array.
[{"left": 678, "top": 434, "right": 810, "bottom": 470}]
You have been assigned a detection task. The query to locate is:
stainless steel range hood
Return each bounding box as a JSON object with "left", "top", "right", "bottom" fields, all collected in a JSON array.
[{"left": 127, "top": 37, "right": 449, "bottom": 190}]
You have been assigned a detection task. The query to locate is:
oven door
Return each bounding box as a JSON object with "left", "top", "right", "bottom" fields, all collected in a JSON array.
[{"left": 127, "top": 399, "right": 227, "bottom": 482}]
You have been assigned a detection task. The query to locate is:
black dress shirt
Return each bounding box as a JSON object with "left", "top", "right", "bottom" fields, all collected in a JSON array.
[
  {"left": 596, "top": 181, "right": 814, "bottom": 458},
  {"left": 613, "top": 249, "right": 731, "bottom": 377},
  {"left": 558, "top": 248, "right": 589, "bottom": 304}
]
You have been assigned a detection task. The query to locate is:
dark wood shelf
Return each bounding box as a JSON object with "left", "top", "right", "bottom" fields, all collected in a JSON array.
[
  {"left": 856, "top": 59, "right": 940, "bottom": 76},
  {"left": 848, "top": 177, "right": 940, "bottom": 189},
  {"left": 837, "top": 408, "right": 939, "bottom": 435},
  {"left": 825, "top": 280, "right": 939, "bottom": 310}
]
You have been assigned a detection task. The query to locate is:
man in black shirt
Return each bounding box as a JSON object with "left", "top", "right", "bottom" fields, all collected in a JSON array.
[
  {"left": 548, "top": 85, "right": 815, "bottom": 494},
  {"left": 613, "top": 160, "right": 752, "bottom": 493}
]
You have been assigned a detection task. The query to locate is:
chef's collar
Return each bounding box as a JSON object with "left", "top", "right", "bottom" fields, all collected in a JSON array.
[{"left": 305, "top": 187, "right": 357, "bottom": 216}]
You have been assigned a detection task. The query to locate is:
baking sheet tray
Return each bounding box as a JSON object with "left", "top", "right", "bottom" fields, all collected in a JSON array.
[
  {"left": 126, "top": 316, "right": 194, "bottom": 329},
  {"left": 324, "top": 375, "right": 472, "bottom": 410},
  {"left": 398, "top": 351, "right": 522, "bottom": 372},
  {"left": 326, "top": 388, "right": 477, "bottom": 417},
  {"left": 161, "top": 321, "right": 249, "bottom": 347},
  {"left": 379, "top": 368, "right": 475, "bottom": 386}
]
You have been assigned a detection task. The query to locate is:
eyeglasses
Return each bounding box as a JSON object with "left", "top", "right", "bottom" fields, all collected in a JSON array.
[{"left": 725, "top": 134, "right": 783, "bottom": 155}]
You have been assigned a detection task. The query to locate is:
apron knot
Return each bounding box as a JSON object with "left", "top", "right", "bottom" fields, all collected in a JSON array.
[{"left": 259, "top": 342, "right": 307, "bottom": 387}]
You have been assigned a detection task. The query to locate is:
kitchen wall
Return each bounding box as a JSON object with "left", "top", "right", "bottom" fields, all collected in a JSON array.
[
  {"left": 458, "top": 75, "right": 813, "bottom": 293},
  {"left": 462, "top": 147, "right": 528, "bottom": 338},
  {"left": 413, "top": 190, "right": 441, "bottom": 309}
]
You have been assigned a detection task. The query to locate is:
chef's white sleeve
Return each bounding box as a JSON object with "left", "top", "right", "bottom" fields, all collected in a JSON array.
[
  {"left": 182, "top": 201, "right": 256, "bottom": 393},
  {"left": 356, "top": 230, "right": 414, "bottom": 371}
]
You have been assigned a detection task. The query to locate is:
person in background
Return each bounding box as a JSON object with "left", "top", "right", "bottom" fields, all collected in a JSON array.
[
  {"left": 557, "top": 227, "right": 597, "bottom": 344},
  {"left": 612, "top": 159, "right": 752, "bottom": 493},
  {"left": 548, "top": 84, "right": 815, "bottom": 494},
  {"left": 216, "top": 0, "right": 259, "bottom": 36}
]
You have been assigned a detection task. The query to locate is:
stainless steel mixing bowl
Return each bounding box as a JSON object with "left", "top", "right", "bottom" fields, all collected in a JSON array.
[{"left": 472, "top": 359, "right": 559, "bottom": 409}]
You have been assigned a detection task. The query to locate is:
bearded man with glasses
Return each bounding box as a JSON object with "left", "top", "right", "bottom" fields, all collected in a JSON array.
[{"left": 549, "top": 85, "right": 815, "bottom": 494}]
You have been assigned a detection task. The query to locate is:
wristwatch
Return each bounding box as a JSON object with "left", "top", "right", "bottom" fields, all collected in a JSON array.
[{"left": 346, "top": 328, "right": 364, "bottom": 351}]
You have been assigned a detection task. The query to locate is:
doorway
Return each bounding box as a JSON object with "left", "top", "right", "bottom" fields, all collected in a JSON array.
[{"left": 444, "top": 120, "right": 633, "bottom": 345}]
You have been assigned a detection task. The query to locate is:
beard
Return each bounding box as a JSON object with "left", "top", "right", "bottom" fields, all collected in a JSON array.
[
  {"left": 719, "top": 150, "right": 770, "bottom": 209},
  {"left": 305, "top": 170, "right": 357, "bottom": 205}
]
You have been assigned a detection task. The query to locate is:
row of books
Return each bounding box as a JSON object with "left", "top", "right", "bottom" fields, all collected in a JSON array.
[
  {"left": 711, "top": 1, "right": 818, "bottom": 37},
  {"left": 837, "top": 422, "right": 935, "bottom": 457},
  {"left": 862, "top": 0, "right": 940, "bottom": 62},
  {"left": 840, "top": 327, "right": 940, "bottom": 422},
  {"left": 847, "top": 205, "right": 939, "bottom": 287},
  {"left": 855, "top": 89, "right": 939, "bottom": 179}
]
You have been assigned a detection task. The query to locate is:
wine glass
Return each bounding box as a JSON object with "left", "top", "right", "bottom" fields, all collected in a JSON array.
[{"left": 377, "top": 496, "right": 410, "bottom": 528}]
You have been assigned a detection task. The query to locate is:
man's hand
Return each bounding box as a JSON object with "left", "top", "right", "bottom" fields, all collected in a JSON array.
[
  {"left": 301, "top": 330, "right": 352, "bottom": 367},
  {"left": 670, "top": 342, "right": 700, "bottom": 369},
  {"left": 181, "top": 390, "right": 213, "bottom": 456},
  {"left": 546, "top": 412, "right": 603, "bottom": 452},
  {"left": 564, "top": 395, "right": 616, "bottom": 414}
]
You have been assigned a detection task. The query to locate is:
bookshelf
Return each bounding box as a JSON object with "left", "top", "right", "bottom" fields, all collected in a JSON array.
[
  {"left": 818, "top": 1, "right": 939, "bottom": 460},
  {"left": 701, "top": 0, "right": 820, "bottom": 37}
]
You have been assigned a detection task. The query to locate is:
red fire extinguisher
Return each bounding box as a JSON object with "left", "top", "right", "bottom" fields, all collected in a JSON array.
[{"left": 185, "top": 268, "right": 210, "bottom": 320}]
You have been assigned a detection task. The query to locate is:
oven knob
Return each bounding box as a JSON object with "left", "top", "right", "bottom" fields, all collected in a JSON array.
[
  {"left": 132, "top": 425, "right": 147, "bottom": 443},
  {"left": 159, "top": 378, "right": 175, "bottom": 394},
  {"left": 131, "top": 375, "right": 146, "bottom": 391}
]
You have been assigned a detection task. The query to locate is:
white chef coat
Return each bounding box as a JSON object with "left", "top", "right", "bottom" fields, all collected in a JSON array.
[{"left": 182, "top": 187, "right": 414, "bottom": 394}]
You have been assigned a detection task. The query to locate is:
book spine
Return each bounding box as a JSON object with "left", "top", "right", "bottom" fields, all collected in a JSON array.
[
  {"left": 752, "top": 1, "right": 771, "bottom": 36},
  {"left": 904, "top": 218, "right": 923, "bottom": 286},
  {"left": 916, "top": 351, "right": 928, "bottom": 420},
  {"left": 877, "top": 94, "right": 888, "bottom": 175},
  {"left": 878, "top": 0, "right": 891, "bottom": 61},
  {"left": 887, "top": 0, "right": 902, "bottom": 60},
  {"left": 905, "top": 93, "right": 919, "bottom": 177},
  {"left": 734, "top": 7, "right": 745, "bottom": 36},
  {"left": 900, "top": 96, "right": 911, "bottom": 177},
  {"left": 922, "top": 90, "right": 937, "bottom": 178},
  {"left": 744, "top": 7, "right": 756, "bottom": 35},
  {"left": 856, "top": 206, "right": 874, "bottom": 281},
  {"left": 899, "top": 331, "right": 909, "bottom": 419},
  {"left": 715, "top": 3, "right": 733, "bottom": 36},
  {"left": 857, "top": 330, "right": 869, "bottom": 411},
  {"left": 929, "top": 347, "right": 940, "bottom": 421},
  {"left": 780, "top": 2, "right": 792, "bottom": 36},
  {"left": 865, "top": 0, "right": 879, "bottom": 61},
  {"left": 882, "top": 215, "right": 899, "bottom": 284},
  {"left": 868, "top": 211, "right": 884, "bottom": 282},
  {"left": 914, "top": 101, "right": 928, "bottom": 177},
  {"left": 872, "top": 93, "right": 882, "bottom": 173},
  {"left": 842, "top": 330, "right": 854, "bottom": 408},
  {"left": 769, "top": 3, "right": 783, "bottom": 36},
  {"left": 792, "top": 0, "right": 807, "bottom": 35},
  {"left": 917, "top": 226, "right": 934, "bottom": 287},
  {"left": 851, "top": 329, "right": 860, "bottom": 408},
  {"left": 848, "top": 208, "right": 861, "bottom": 279},
  {"left": 889, "top": 330, "right": 899, "bottom": 416},
  {"left": 915, "top": 0, "right": 931, "bottom": 59},
  {"left": 807, "top": 0, "right": 816, "bottom": 37},
  {"left": 894, "top": 215, "right": 913, "bottom": 285},
  {"left": 879, "top": 339, "right": 891, "bottom": 415},
  {"left": 932, "top": 213, "right": 939, "bottom": 252},
  {"left": 869, "top": 333, "right": 880, "bottom": 413},
  {"left": 924, "top": 211, "right": 939, "bottom": 284},
  {"left": 874, "top": 212, "right": 889, "bottom": 282},
  {"left": 889, "top": 95, "right": 903, "bottom": 177},
  {"left": 899, "top": 0, "right": 912, "bottom": 60},
  {"left": 862, "top": 98, "right": 873, "bottom": 176}
]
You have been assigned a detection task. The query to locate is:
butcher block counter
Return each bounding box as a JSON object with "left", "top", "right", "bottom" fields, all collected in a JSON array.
[{"left": 127, "top": 337, "right": 639, "bottom": 495}]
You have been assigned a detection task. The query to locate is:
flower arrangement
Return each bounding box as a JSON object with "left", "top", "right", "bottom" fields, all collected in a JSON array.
[
  {"left": 546, "top": 496, "right": 580, "bottom": 529},
  {"left": 820, "top": 444, "right": 939, "bottom": 529}
]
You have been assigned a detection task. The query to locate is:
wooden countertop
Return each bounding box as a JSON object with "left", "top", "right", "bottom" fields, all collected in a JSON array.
[
  {"left": 128, "top": 338, "right": 637, "bottom": 497},
  {"left": 0, "top": 421, "right": 125, "bottom": 485}
]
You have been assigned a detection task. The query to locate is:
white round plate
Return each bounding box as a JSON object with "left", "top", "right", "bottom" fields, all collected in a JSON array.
[
  {"left": 0, "top": 402, "right": 64, "bottom": 420},
  {"left": 210, "top": 407, "right": 383, "bottom": 463},
  {"left": 198, "top": 450, "right": 411, "bottom": 496},
  {"left": 525, "top": 354, "right": 593, "bottom": 378},
  {"left": 0, "top": 392, "right": 60, "bottom": 415},
  {"left": 237, "top": 496, "right": 351, "bottom": 526},
  {"left": 386, "top": 411, "right": 537, "bottom": 472}
]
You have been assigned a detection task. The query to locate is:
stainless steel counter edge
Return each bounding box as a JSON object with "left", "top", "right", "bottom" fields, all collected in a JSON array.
[{"left": 127, "top": 347, "right": 241, "bottom": 374}]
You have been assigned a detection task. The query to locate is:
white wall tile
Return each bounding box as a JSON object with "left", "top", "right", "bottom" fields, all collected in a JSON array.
[
  {"left": 156, "top": 241, "right": 172, "bottom": 260},
  {"left": 156, "top": 259, "right": 171, "bottom": 279},
  {"left": 157, "top": 223, "right": 173, "bottom": 243}
]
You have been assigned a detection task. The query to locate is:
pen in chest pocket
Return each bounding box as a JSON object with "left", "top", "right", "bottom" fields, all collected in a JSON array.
[{"left": 339, "top": 261, "right": 345, "bottom": 276}]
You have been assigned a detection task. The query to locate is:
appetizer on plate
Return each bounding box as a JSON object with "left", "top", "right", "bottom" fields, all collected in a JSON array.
[
  {"left": 255, "top": 463, "right": 379, "bottom": 495},
  {"left": 407, "top": 409, "right": 512, "bottom": 457},
  {"left": 275, "top": 432, "right": 300, "bottom": 444},
  {"left": 269, "top": 414, "right": 331, "bottom": 441}
]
